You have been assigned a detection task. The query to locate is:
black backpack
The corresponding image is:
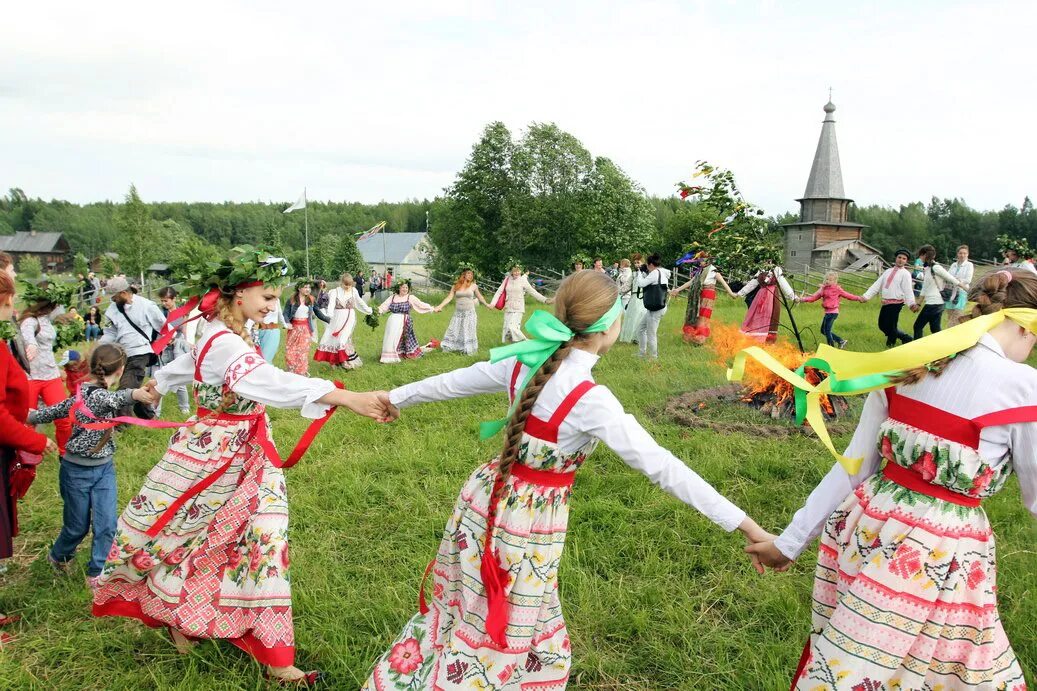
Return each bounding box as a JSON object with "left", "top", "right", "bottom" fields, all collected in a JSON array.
[{"left": 642, "top": 269, "right": 669, "bottom": 312}]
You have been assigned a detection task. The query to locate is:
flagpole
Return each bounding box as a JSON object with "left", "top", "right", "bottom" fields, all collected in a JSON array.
[
  {"left": 304, "top": 187, "right": 310, "bottom": 278},
  {"left": 382, "top": 222, "right": 387, "bottom": 281}
]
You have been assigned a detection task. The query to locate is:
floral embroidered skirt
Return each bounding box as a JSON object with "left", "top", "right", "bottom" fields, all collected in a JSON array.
[
  {"left": 440, "top": 308, "right": 478, "bottom": 355},
  {"left": 794, "top": 473, "right": 1024, "bottom": 690},
  {"left": 285, "top": 319, "right": 312, "bottom": 375},
  {"left": 363, "top": 461, "right": 573, "bottom": 690},
  {"left": 315, "top": 309, "right": 362, "bottom": 368},
  {"left": 92, "top": 418, "right": 297, "bottom": 667}
]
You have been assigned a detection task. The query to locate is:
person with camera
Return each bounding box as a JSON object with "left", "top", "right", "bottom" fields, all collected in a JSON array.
[
  {"left": 98, "top": 277, "right": 166, "bottom": 418},
  {"left": 635, "top": 254, "right": 671, "bottom": 359}
]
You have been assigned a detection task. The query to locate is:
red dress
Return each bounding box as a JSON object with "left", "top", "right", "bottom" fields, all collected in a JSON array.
[{"left": 0, "top": 344, "right": 49, "bottom": 559}]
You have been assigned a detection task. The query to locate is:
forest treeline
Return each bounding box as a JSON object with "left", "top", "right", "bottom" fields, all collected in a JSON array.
[{"left": 2, "top": 122, "right": 1033, "bottom": 280}]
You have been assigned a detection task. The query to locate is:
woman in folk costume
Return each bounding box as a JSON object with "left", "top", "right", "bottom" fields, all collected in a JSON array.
[
  {"left": 379, "top": 280, "right": 437, "bottom": 363},
  {"left": 436, "top": 268, "right": 491, "bottom": 355},
  {"left": 283, "top": 281, "right": 329, "bottom": 376},
  {"left": 91, "top": 249, "right": 396, "bottom": 686},
  {"left": 490, "top": 265, "right": 551, "bottom": 343},
  {"left": 735, "top": 263, "right": 796, "bottom": 343},
  {"left": 670, "top": 252, "right": 735, "bottom": 345},
  {"left": 314, "top": 272, "right": 372, "bottom": 369},
  {"left": 744, "top": 269, "right": 1037, "bottom": 690},
  {"left": 363, "top": 271, "right": 772, "bottom": 690},
  {"left": 618, "top": 253, "right": 647, "bottom": 344}
]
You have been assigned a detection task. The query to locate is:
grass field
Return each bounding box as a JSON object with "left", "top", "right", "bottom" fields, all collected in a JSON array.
[{"left": 0, "top": 293, "right": 1034, "bottom": 690}]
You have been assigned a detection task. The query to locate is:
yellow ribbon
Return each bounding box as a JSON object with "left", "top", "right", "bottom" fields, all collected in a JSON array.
[{"left": 728, "top": 308, "right": 1037, "bottom": 474}]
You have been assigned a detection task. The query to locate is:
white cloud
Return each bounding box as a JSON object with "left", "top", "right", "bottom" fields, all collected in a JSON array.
[{"left": 1, "top": 0, "right": 1033, "bottom": 213}]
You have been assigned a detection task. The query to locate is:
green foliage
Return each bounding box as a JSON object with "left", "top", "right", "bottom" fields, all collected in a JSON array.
[
  {"left": 333, "top": 233, "right": 368, "bottom": 278},
  {"left": 72, "top": 252, "right": 89, "bottom": 276},
  {"left": 674, "top": 162, "right": 782, "bottom": 276},
  {"left": 20, "top": 279, "right": 78, "bottom": 309},
  {"left": 996, "top": 233, "right": 1033, "bottom": 259},
  {"left": 52, "top": 315, "right": 85, "bottom": 350},
  {"left": 17, "top": 254, "right": 41, "bottom": 278},
  {"left": 177, "top": 245, "right": 292, "bottom": 299},
  {"left": 429, "top": 121, "right": 656, "bottom": 278},
  {"left": 113, "top": 184, "right": 161, "bottom": 282},
  {"left": 100, "top": 254, "right": 118, "bottom": 276}
]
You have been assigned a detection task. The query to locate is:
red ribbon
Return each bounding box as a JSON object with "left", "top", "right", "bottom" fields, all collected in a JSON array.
[
  {"left": 67, "top": 380, "right": 345, "bottom": 536},
  {"left": 151, "top": 281, "right": 264, "bottom": 355}
]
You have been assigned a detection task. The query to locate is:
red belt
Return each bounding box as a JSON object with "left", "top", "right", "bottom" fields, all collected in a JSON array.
[
  {"left": 882, "top": 462, "right": 980, "bottom": 507},
  {"left": 257, "top": 324, "right": 280, "bottom": 330},
  {"left": 511, "top": 463, "right": 576, "bottom": 488}
]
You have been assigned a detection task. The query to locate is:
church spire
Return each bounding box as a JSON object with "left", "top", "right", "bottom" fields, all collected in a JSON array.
[{"left": 802, "top": 99, "right": 845, "bottom": 199}]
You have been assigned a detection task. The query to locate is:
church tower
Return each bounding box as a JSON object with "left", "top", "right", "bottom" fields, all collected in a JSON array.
[{"left": 782, "top": 99, "right": 868, "bottom": 273}]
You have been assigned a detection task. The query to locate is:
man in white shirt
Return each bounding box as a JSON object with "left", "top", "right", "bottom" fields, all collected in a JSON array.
[
  {"left": 99, "top": 277, "right": 167, "bottom": 418},
  {"left": 635, "top": 254, "right": 671, "bottom": 358},
  {"left": 862, "top": 248, "right": 917, "bottom": 347}
]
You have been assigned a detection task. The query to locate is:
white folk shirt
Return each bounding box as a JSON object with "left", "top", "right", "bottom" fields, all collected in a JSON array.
[
  {"left": 635, "top": 266, "right": 672, "bottom": 291},
  {"left": 735, "top": 266, "right": 795, "bottom": 300},
  {"left": 862, "top": 266, "right": 916, "bottom": 306},
  {"left": 491, "top": 275, "right": 549, "bottom": 313},
  {"left": 154, "top": 320, "right": 335, "bottom": 419},
  {"left": 328, "top": 286, "right": 372, "bottom": 315},
  {"left": 388, "top": 348, "right": 747, "bottom": 531},
  {"left": 1010, "top": 260, "right": 1037, "bottom": 275},
  {"left": 918, "top": 262, "right": 965, "bottom": 304},
  {"left": 775, "top": 334, "right": 1037, "bottom": 560}
]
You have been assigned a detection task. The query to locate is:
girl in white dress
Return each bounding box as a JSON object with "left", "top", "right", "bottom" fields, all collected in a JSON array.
[
  {"left": 490, "top": 265, "right": 551, "bottom": 343},
  {"left": 315, "top": 273, "right": 373, "bottom": 369},
  {"left": 436, "top": 269, "right": 491, "bottom": 355},
  {"left": 363, "top": 270, "right": 771, "bottom": 690},
  {"left": 379, "top": 281, "right": 437, "bottom": 363}
]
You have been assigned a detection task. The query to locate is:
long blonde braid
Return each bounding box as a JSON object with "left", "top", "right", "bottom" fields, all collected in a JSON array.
[
  {"left": 208, "top": 293, "right": 255, "bottom": 414},
  {"left": 489, "top": 270, "right": 619, "bottom": 520}
]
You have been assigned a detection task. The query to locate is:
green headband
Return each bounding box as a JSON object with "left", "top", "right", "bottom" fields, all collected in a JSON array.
[{"left": 480, "top": 297, "right": 623, "bottom": 439}]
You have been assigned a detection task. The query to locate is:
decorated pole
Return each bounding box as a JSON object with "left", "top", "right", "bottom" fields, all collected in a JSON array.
[{"left": 304, "top": 187, "right": 310, "bottom": 278}]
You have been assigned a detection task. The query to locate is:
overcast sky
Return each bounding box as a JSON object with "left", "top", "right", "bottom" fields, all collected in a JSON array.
[{"left": 2, "top": 0, "right": 1034, "bottom": 216}]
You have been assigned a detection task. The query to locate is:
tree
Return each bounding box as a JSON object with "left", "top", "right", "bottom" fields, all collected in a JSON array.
[
  {"left": 113, "top": 184, "right": 161, "bottom": 284},
  {"left": 18, "top": 255, "right": 42, "bottom": 279},
  {"left": 73, "top": 252, "right": 90, "bottom": 276},
  {"left": 101, "top": 254, "right": 119, "bottom": 276},
  {"left": 332, "top": 234, "right": 367, "bottom": 278}
]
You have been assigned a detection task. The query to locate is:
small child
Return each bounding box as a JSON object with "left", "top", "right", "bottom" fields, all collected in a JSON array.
[
  {"left": 799, "top": 270, "right": 865, "bottom": 348},
  {"left": 29, "top": 344, "right": 157, "bottom": 588},
  {"left": 59, "top": 350, "right": 88, "bottom": 396}
]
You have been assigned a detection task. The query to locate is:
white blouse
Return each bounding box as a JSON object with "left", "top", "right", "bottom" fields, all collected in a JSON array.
[
  {"left": 775, "top": 333, "right": 1037, "bottom": 560},
  {"left": 294, "top": 304, "right": 310, "bottom": 320},
  {"left": 389, "top": 348, "right": 747, "bottom": 532},
  {"left": 735, "top": 267, "right": 794, "bottom": 300},
  {"left": 377, "top": 293, "right": 434, "bottom": 315},
  {"left": 154, "top": 320, "right": 335, "bottom": 419},
  {"left": 330, "top": 286, "right": 373, "bottom": 315}
]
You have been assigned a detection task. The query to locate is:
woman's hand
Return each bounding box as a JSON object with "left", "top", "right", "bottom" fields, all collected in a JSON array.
[
  {"left": 737, "top": 517, "right": 779, "bottom": 574},
  {"left": 744, "top": 540, "right": 793, "bottom": 572},
  {"left": 132, "top": 382, "right": 160, "bottom": 406},
  {"left": 43, "top": 438, "right": 59, "bottom": 456},
  {"left": 26, "top": 344, "right": 38, "bottom": 362},
  {"left": 340, "top": 390, "right": 399, "bottom": 423}
]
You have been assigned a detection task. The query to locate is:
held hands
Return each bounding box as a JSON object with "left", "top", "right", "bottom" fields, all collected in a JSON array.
[
  {"left": 43, "top": 438, "right": 59, "bottom": 456},
  {"left": 744, "top": 541, "right": 793, "bottom": 572},
  {"left": 132, "top": 381, "right": 161, "bottom": 407},
  {"left": 737, "top": 517, "right": 790, "bottom": 574},
  {"left": 343, "top": 390, "right": 400, "bottom": 423}
]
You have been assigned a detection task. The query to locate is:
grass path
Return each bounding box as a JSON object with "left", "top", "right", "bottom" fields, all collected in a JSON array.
[{"left": 0, "top": 295, "right": 1033, "bottom": 689}]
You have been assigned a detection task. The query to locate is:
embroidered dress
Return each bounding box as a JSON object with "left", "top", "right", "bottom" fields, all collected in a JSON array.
[
  {"left": 92, "top": 322, "right": 335, "bottom": 668},
  {"left": 737, "top": 267, "right": 795, "bottom": 343},
  {"left": 285, "top": 303, "right": 314, "bottom": 375},
  {"left": 775, "top": 335, "right": 1037, "bottom": 690},
  {"left": 440, "top": 288, "right": 480, "bottom": 355},
  {"left": 364, "top": 350, "right": 747, "bottom": 690},
  {"left": 680, "top": 265, "right": 721, "bottom": 345},
  {"left": 379, "top": 295, "right": 434, "bottom": 364},
  {"left": 315, "top": 286, "right": 372, "bottom": 368}
]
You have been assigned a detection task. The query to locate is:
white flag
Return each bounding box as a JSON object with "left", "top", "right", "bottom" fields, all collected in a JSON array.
[{"left": 284, "top": 191, "right": 306, "bottom": 214}]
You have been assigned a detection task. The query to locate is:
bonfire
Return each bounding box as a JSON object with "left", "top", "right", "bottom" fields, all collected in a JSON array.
[{"left": 707, "top": 324, "right": 844, "bottom": 420}]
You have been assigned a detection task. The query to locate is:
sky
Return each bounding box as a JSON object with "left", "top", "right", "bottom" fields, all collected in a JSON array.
[{"left": 2, "top": 0, "right": 1035, "bottom": 216}]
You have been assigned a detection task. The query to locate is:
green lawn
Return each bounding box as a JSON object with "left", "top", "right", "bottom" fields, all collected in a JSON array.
[{"left": 1, "top": 295, "right": 1034, "bottom": 690}]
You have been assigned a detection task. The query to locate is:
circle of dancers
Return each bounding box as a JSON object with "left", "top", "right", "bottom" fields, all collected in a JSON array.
[{"left": 0, "top": 245, "right": 1034, "bottom": 690}]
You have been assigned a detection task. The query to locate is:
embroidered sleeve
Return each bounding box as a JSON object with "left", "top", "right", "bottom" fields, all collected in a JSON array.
[{"left": 224, "top": 351, "right": 265, "bottom": 389}]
